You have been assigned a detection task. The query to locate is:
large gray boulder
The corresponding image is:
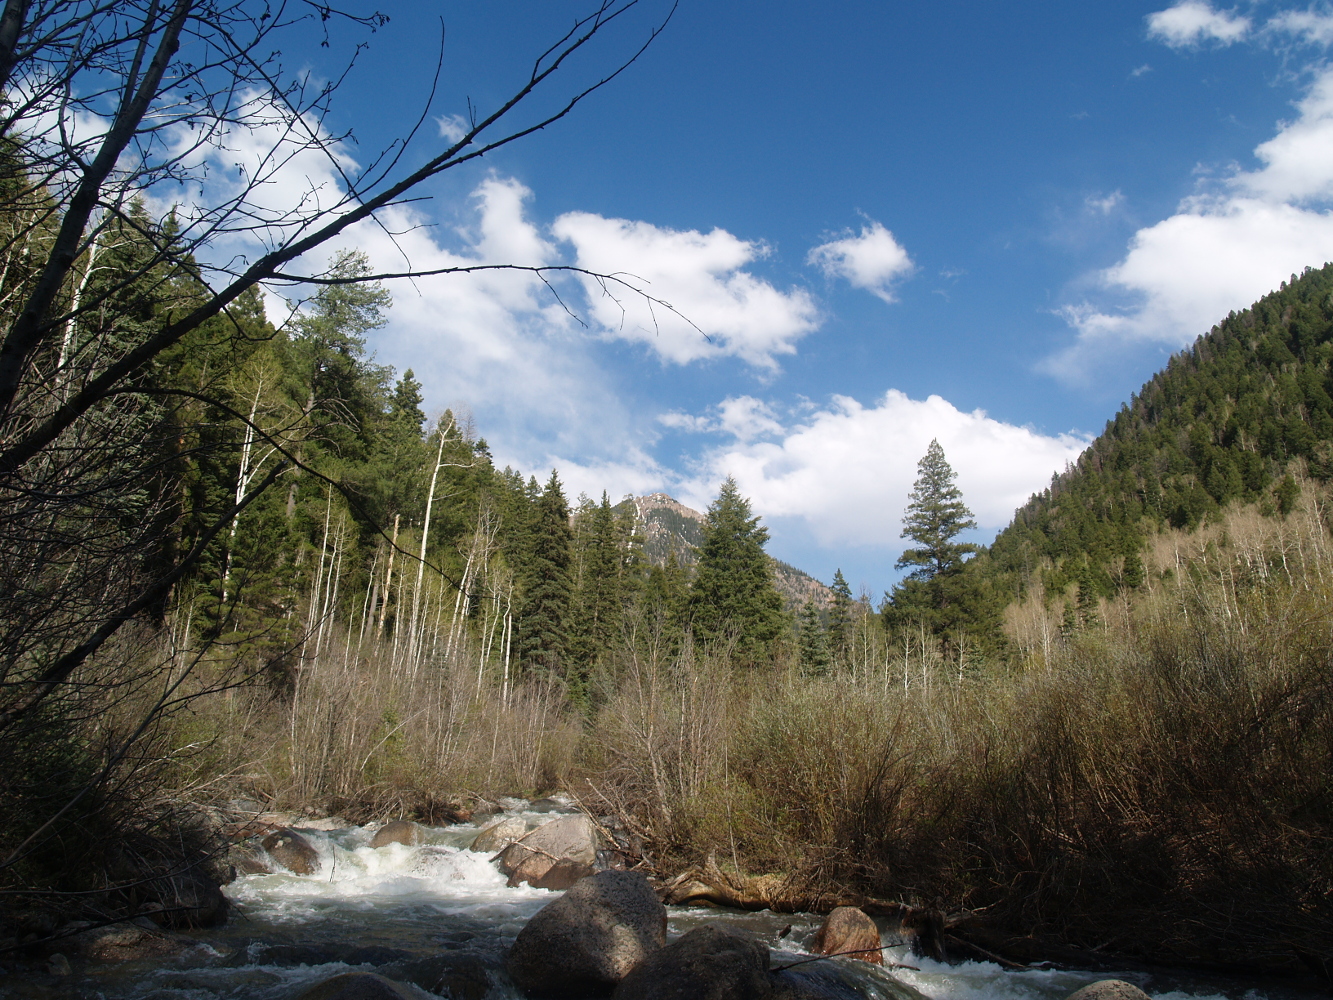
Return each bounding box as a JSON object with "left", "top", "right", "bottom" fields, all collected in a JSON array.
[
  {"left": 496, "top": 814, "right": 598, "bottom": 887},
  {"left": 612, "top": 925, "right": 772, "bottom": 1000},
  {"left": 507, "top": 870, "right": 667, "bottom": 995},
  {"left": 810, "top": 907, "right": 882, "bottom": 964},
  {"left": 1066, "top": 982, "right": 1152, "bottom": 1000},
  {"left": 263, "top": 828, "right": 320, "bottom": 875},
  {"left": 471, "top": 816, "right": 526, "bottom": 854}
]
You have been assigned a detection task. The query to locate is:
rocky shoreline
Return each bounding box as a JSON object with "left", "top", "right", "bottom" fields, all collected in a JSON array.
[{"left": 2, "top": 796, "right": 1328, "bottom": 999}]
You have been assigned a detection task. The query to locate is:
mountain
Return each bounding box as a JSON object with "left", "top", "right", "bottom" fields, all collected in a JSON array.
[
  {"left": 630, "top": 493, "right": 833, "bottom": 611},
  {"left": 977, "top": 262, "right": 1333, "bottom": 605}
]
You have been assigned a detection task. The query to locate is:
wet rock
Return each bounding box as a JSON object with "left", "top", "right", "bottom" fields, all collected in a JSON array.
[
  {"left": 811, "top": 907, "right": 882, "bottom": 964},
  {"left": 262, "top": 828, "right": 320, "bottom": 875},
  {"left": 1066, "top": 981, "right": 1152, "bottom": 1000},
  {"left": 226, "top": 841, "right": 273, "bottom": 878},
  {"left": 508, "top": 870, "right": 667, "bottom": 995},
  {"left": 530, "top": 859, "right": 596, "bottom": 890},
  {"left": 612, "top": 924, "right": 771, "bottom": 1000},
  {"left": 497, "top": 796, "right": 529, "bottom": 812},
  {"left": 390, "top": 953, "right": 497, "bottom": 1000},
  {"left": 370, "top": 820, "right": 422, "bottom": 848},
  {"left": 68, "top": 922, "right": 185, "bottom": 962},
  {"left": 297, "top": 815, "right": 351, "bottom": 832},
  {"left": 295, "top": 971, "right": 418, "bottom": 1000},
  {"left": 471, "top": 816, "right": 527, "bottom": 854},
  {"left": 497, "top": 814, "right": 598, "bottom": 887},
  {"left": 141, "top": 866, "right": 229, "bottom": 929}
]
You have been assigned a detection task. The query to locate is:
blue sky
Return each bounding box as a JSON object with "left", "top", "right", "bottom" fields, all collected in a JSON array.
[{"left": 253, "top": 1, "right": 1333, "bottom": 597}]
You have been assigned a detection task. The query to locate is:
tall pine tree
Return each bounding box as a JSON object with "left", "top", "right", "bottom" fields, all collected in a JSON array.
[
  {"left": 519, "top": 471, "right": 574, "bottom": 684},
  {"left": 687, "top": 477, "right": 786, "bottom": 661}
]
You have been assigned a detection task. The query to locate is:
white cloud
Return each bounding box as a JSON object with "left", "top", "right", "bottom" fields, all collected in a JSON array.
[
  {"left": 807, "top": 219, "right": 914, "bottom": 303},
  {"left": 1051, "top": 63, "right": 1333, "bottom": 378},
  {"left": 1131, "top": 64, "right": 1154, "bottom": 77},
  {"left": 1085, "top": 190, "right": 1125, "bottom": 215},
  {"left": 1147, "top": 2, "right": 1251, "bottom": 47},
  {"left": 552, "top": 213, "right": 820, "bottom": 369},
  {"left": 675, "top": 391, "right": 1088, "bottom": 549},
  {"left": 1266, "top": 9, "right": 1333, "bottom": 46},
  {"left": 437, "top": 114, "right": 468, "bottom": 143}
]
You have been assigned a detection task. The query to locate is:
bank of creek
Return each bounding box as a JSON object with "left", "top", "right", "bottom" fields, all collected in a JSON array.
[{"left": 0, "top": 800, "right": 1319, "bottom": 1000}]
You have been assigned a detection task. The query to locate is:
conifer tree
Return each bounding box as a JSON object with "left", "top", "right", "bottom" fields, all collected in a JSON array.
[
  {"left": 519, "top": 471, "right": 574, "bottom": 683},
  {"left": 797, "top": 599, "right": 830, "bottom": 676},
  {"left": 687, "top": 477, "right": 786, "bottom": 660},
  {"left": 827, "top": 568, "right": 853, "bottom": 665},
  {"left": 897, "top": 439, "right": 978, "bottom": 580}
]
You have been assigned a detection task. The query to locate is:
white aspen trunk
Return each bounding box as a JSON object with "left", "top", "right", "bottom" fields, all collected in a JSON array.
[
  {"left": 408, "top": 427, "right": 449, "bottom": 675},
  {"left": 380, "top": 513, "right": 400, "bottom": 639},
  {"left": 309, "top": 490, "right": 333, "bottom": 661}
]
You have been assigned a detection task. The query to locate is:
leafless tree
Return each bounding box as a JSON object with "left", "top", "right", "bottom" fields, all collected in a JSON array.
[{"left": 0, "top": 0, "right": 675, "bottom": 895}]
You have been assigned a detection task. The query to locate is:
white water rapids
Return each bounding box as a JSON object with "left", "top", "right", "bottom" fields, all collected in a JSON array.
[{"left": 0, "top": 808, "right": 1314, "bottom": 1000}]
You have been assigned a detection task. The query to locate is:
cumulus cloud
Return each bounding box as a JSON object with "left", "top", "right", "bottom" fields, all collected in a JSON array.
[
  {"left": 1147, "top": 1, "right": 1251, "bottom": 47},
  {"left": 1050, "top": 61, "right": 1333, "bottom": 379},
  {"left": 551, "top": 214, "right": 818, "bottom": 369},
  {"left": 672, "top": 391, "right": 1088, "bottom": 549},
  {"left": 807, "top": 219, "right": 914, "bottom": 303}
]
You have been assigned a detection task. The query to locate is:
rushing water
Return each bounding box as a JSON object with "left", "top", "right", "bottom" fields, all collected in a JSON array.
[{"left": 0, "top": 808, "right": 1319, "bottom": 1000}]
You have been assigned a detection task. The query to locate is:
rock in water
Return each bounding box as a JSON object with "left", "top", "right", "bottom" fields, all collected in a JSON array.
[
  {"left": 507, "top": 870, "right": 667, "bottom": 995},
  {"left": 811, "top": 907, "right": 882, "bottom": 964},
  {"left": 1066, "top": 982, "right": 1152, "bottom": 1000},
  {"left": 530, "top": 859, "right": 596, "bottom": 890},
  {"left": 369, "top": 820, "right": 421, "bottom": 848},
  {"left": 261, "top": 828, "right": 320, "bottom": 875},
  {"left": 612, "top": 925, "right": 771, "bottom": 1000},
  {"left": 496, "top": 814, "right": 598, "bottom": 887},
  {"left": 470, "top": 816, "right": 526, "bottom": 853},
  {"left": 141, "top": 867, "right": 229, "bottom": 928},
  {"left": 296, "top": 971, "right": 418, "bottom": 1000}
]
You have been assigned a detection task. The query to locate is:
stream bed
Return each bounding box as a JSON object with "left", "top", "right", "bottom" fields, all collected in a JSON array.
[{"left": 0, "top": 807, "right": 1319, "bottom": 1000}]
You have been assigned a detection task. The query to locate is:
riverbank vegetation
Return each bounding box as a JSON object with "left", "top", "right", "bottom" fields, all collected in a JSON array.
[{"left": 0, "top": 1, "right": 1331, "bottom": 973}]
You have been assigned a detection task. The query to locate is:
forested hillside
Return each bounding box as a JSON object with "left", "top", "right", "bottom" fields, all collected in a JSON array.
[{"left": 980, "top": 263, "right": 1333, "bottom": 610}]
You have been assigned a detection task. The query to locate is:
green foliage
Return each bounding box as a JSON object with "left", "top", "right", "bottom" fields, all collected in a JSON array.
[
  {"left": 827, "top": 569, "right": 853, "bottom": 665},
  {"left": 686, "top": 478, "right": 788, "bottom": 661},
  {"left": 976, "top": 264, "right": 1333, "bottom": 606},
  {"left": 896, "top": 439, "right": 979, "bottom": 580},
  {"left": 519, "top": 471, "right": 574, "bottom": 686},
  {"left": 796, "top": 600, "right": 830, "bottom": 676}
]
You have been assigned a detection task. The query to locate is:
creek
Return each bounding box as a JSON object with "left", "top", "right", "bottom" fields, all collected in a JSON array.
[{"left": 0, "top": 806, "right": 1316, "bottom": 1000}]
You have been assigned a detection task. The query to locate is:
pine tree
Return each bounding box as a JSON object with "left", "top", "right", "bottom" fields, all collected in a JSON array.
[
  {"left": 827, "top": 568, "right": 853, "bottom": 665},
  {"left": 897, "top": 440, "right": 979, "bottom": 580},
  {"left": 797, "top": 599, "right": 830, "bottom": 676},
  {"left": 519, "top": 471, "right": 574, "bottom": 683},
  {"left": 687, "top": 477, "right": 786, "bottom": 660}
]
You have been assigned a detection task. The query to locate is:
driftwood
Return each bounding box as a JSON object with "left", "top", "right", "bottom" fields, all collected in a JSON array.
[{"left": 657, "top": 856, "right": 909, "bottom": 917}]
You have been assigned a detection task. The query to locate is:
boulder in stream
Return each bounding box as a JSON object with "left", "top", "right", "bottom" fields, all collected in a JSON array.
[
  {"left": 530, "top": 859, "right": 596, "bottom": 890},
  {"left": 370, "top": 820, "right": 422, "bottom": 848},
  {"left": 295, "top": 971, "right": 419, "bottom": 1000},
  {"left": 1066, "top": 981, "right": 1152, "bottom": 1000},
  {"left": 611, "top": 924, "right": 771, "bottom": 1000},
  {"left": 140, "top": 866, "right": 230, "bottom": 928},
  {"left": 262, "top": 828, "right": 321, "bottom": 875},
  {"left": 66, "top": 920, "right": 187, "bottom": 963},
  {"left": 507, "top": 869, "right": 667, "bottom": 995},
  {"left": 811, "top": 907, "right": 882, "bottom": 964},
  {"left": 497, "top": 814, "right": 598, "bottom": 887},
  {"left": 470, "top": 816, "right": 526, "bottom": 853}
]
